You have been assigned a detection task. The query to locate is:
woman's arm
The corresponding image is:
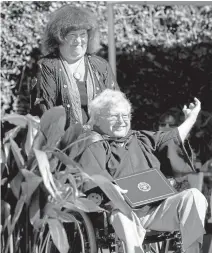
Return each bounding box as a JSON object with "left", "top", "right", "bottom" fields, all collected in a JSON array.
[
  {"left": 88, "top": 55, "right": 120, "bottom": 91},
  {"left": 31, "top": 59, "right": 58, "bottom": 116},
  {"left": 105, "top": 61, "right": 120, "bottom": 90}
]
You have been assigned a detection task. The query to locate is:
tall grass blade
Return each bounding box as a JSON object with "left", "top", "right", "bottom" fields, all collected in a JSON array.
[
  {"left": 10, "top": 138, "right": 24, "bottom": 170},
  {"left": 47, "top": 218, "right": 69, "bottom": 253},
  {"left": 34, "top": 148, "right": 60, "bottom": 199}
]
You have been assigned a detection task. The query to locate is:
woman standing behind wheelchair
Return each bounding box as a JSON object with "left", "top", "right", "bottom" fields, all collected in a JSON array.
[{"left": 31, "top": 4, "right": 119, "bottom": 129}]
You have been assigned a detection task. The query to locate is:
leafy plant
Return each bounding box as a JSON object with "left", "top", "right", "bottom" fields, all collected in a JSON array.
[{"left": 1, "top": 111, "right": 131, "bottom": 253}]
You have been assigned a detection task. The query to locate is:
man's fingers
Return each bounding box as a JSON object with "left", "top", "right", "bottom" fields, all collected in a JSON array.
[
  {"left": 114, "top": 184, "right": 128, "bottom": 194},
  {"left": 183, "top": 98, "right": 201, "bottom": 111},
  {"left": 189, "top": 103, "right": 195, "bottom": 109},
  {"left": 194, "top": 97, "right": 201, "bottom": 106},
  {"left": 182, "top": 105, "right": 187, "bottom": 113},
  {"left": 120, "top": 188, "right": 128, "bottom": 194}
]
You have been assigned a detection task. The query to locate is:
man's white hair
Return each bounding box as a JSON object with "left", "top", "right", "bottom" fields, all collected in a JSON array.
[{"left": 88, "top": 89, "right": 132, "bottom": 122}]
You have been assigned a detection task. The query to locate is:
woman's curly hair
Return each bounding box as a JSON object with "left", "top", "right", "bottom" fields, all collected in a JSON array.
[{"left": 41, "top": 5, "right": 100, "bottom": 55}]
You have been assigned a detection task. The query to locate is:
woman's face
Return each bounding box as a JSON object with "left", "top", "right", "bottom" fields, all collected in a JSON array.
[
  {"left": 59, "top": 29, "right": 88, "bottom": 62},
  {"left": 158, "top": 115, "right": 177, "bottom": 131}
]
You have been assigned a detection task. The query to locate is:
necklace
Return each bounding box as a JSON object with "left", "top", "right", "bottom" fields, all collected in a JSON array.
[{"left": 73, "top": 57, "right": 84, "bottom": 81}]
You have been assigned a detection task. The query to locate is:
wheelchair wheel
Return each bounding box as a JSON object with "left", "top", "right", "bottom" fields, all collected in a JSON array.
[{"left": 45, "top": 211, "right": 98, "bottom": 253}]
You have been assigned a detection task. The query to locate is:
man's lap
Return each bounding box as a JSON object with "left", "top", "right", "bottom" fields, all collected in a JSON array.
[
  {"left": 136, "top": 188, "right": 207, "bottom": 231},
  {"left": 136, "top": 188, "right": 207, "bottom": 250}
]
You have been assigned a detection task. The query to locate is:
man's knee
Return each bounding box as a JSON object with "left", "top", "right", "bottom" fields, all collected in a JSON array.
[
  {"left": 182, "top": 188, "right": 208, "bottom": 216},
  {"left": 110, "top": 210, "right": 145, "bottom": 253},
  {"left": 185, "top": 188, "right": 207, "bottom": 206}
]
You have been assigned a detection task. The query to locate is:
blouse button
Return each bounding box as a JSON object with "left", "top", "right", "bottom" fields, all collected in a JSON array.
[
  {"left": 96, "top": 87, "right": 99, "bottom": 91},
  {"left": 67, "top": 104, "right": 70, "bottom": 108},
  {"left": 64, "top": 85, "right": 67, "bottom": 88},
  {"left": 59, "top": 68, "right": 62, "bottom": 72}
]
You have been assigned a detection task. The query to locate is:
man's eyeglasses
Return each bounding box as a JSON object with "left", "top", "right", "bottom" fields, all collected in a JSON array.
[{"left": 102, "top": 113, "right": 131, "bottom": 122}]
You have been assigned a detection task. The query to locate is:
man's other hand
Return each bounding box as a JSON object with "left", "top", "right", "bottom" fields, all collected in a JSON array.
[
  {"left": 113, "top": 184, "right": 128, "bottom": 200},
  {"left": 182, "top": 97, "right": 201, "bottom": 120}
]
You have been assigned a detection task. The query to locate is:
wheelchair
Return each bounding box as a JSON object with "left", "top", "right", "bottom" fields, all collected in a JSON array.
[
  {"left": 45, "top": 191, "right": 183, "bottom": 253},
  {"left": 89, "top": 211, "right": 182, "bottom": 253}
]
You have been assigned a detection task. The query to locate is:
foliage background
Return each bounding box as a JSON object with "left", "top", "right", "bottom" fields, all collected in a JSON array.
[{"left": 1, "top": 1, "right": 212, "bottom": 162}]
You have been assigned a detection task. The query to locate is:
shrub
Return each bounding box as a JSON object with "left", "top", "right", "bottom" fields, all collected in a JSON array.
[{"left": 1, "top": 111, "right": 130, "bottom": 253}]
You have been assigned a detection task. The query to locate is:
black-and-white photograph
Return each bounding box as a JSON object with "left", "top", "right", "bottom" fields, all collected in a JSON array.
[{"left": 1, "top": 1, "right": 212, "bottom": 253}]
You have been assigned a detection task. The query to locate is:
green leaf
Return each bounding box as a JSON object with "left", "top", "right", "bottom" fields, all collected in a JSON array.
[
  {"left": 74, "top": 198, "right": 104, "bottom": 213},
  {"left": 62, "top": 201, "right": 76, "bottom": 211},
  {"left": 29, "top": 188, "right": 43, "bottom": 230},
  {"left": 1, "top": 142, "right": 10, "bottom": 172},
  {"left": 1, "top": 178, "right": 8, "bottom": 186},
  {"left": 1, "top": 201, "right": 12, "bottom": 253},
  {"left": 10, "top": 172, "right": 24, "bottom": 199},
  {"left": 34, "top": 148, "right": 60, "bottom": 199},
  {"left": 39, "top": 106, "right": 66, "bottom": 148},
  {"left": 54, "top": 171, "right": 78, "bottom": 201},
  {"left": 1, "top": 201, "right": 11, "bottom": 228},
  {"left": 21, "top": 169, "right": 42, "bottom": 203},
  {"left": 3, "top": 114, "right": 28, "bottom": 128},
  {"left": 91, "top": 174, "right": 132, "bottom": 217},
  {"left": 11, "top": 183, "right": 27, "bottom": 224},
  {"left": 25, "top": 114, "right": 40, "bottom": 126},
  {"left": 24, "top": 120, "right": 34, "bottom": 157},
  {"left": 10, "top": 138, "right": 24, "bottom": 170},
  {"left": 49, "top": 156, "right": 59, "bottom": 173},
  {"left": 43, "top": 203, "right": 59, "bottom": 219},
  {"left": 66, "top": 174, "right": 78, "bottom": 199},
  {"left": 47, "top": 218, "right": 69, "bottom": 253},
  {"left": 52, "top": 151, "right": 80, "bottom": 173},
  {"left": 5, "top": 183, "right": 27, "bottom": 253},
  {"left": 60, "top": 122, "right": 83, "bottom": 150},
  {"left": 3, "top": 126, "right": 22, "bottom": 144},
  {"left": 55, "top": 210, "right": 76, "bottom": 223}
]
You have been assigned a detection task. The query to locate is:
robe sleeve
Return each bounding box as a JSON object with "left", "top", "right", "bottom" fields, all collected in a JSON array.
[
  {"left": 77, "top": 141, "right": 114, "bottom": 191},
  {"left": 139, "top": 129, "right": 196, "bottom": 177}
]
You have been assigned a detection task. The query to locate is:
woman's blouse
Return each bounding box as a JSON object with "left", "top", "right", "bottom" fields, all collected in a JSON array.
[
  {"left": 31, "top": 53, "right": 119, "bottom": 127},
  {"left": 77, "top": 80, "right": 89, "bottom": 123}
]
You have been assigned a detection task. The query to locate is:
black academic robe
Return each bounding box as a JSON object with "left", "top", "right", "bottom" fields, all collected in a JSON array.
[{"left": 72, "top": 129, "right": 196, "bottom": 191}]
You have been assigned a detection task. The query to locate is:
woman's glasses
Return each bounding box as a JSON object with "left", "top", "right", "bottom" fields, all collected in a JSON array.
[
  {"left": 65, "top": 32, "right": 88, "bottom": 44},
  {"left": 159, "top": 123, "right": 177, "bottom": 127}
]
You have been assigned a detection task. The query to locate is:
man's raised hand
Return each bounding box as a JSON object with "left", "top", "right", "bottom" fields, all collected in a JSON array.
[{"left": 182, "top": 97, "right": 201, "bottom": 120}]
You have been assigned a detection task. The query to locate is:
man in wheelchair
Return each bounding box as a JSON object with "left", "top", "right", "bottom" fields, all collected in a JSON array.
[{"left": 71, "top": 89, "right": 208, "bottom": 253}]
